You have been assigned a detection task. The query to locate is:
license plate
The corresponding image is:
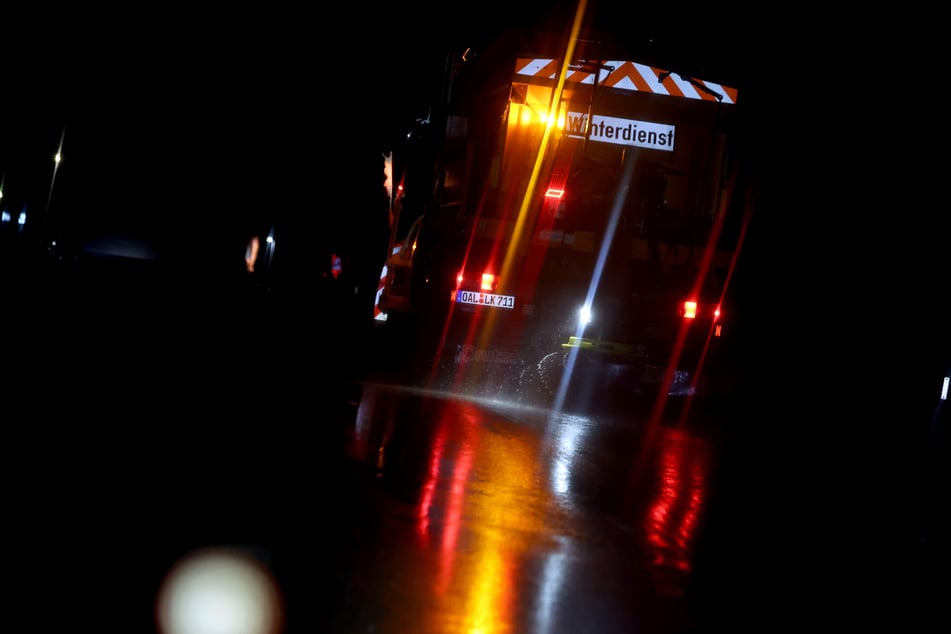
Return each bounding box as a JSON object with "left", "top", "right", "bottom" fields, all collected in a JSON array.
[{"left": 454, "top": 290, "right": 515, "bottom": 309}]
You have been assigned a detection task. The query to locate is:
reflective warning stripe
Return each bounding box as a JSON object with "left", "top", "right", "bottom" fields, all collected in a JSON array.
[
  {"left": 515, "top": 58, "right": 738, "bottom": 105},
  {"left": 374, "top": 243, "right": 404, "bottom": 320},
  {"left": 374, "top": 263, "right": 388, "bottom": 320}
]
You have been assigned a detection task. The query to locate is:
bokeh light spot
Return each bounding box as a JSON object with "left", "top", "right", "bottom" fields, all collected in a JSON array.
[{"left": 156, "top": 548, "right": 283, "bottom": 634}]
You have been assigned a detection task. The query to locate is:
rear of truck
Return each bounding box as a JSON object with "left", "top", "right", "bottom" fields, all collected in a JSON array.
[
  {"left": 376, "top": 44, "right": 749, "bottom": 411},
  {"left": 431, "top": 54, "right": 745, "bottom": 408}
]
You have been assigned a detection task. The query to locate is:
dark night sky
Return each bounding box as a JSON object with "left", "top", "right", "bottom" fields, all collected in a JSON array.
[
  {"left": 2, "top": 6, "right": 510, "bottom": 255},
  {"left": 4, "top": 5, "right": 938, "bottom": 289},
  {"left": 3, "top": 3, "right": 903, "bottom": 310},
  {"left": 0, "top": 4, "right": 803, "bottom": 344},
  {"left": 1, "top": 2, "right": 756, "bottom": 225}
]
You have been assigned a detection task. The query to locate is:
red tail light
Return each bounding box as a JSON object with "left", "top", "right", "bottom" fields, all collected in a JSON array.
[
  {"left": 457, "top": 269, "right": 497, "bottom": 292},
  {"left": 682, "top": 301, "right": 723, "bottom": 326}
]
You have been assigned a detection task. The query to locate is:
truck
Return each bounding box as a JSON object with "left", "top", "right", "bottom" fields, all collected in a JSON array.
[{"left": 377, "top": 29, "right": 753, "bottom": 412}]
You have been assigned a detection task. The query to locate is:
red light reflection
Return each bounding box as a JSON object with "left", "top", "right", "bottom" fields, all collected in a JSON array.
[{"left": 644, "top": 428, "right": 709, "bottom": 577}]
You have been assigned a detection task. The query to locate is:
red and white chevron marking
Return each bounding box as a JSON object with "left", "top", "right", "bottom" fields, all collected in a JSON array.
[{"left": 515, "top": 58, "right": 738, "bottom": 104}]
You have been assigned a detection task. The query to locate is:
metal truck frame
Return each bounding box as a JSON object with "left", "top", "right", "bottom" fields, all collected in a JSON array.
[{"left": 378, "top": 31, "right": 751, "bottom": 411}]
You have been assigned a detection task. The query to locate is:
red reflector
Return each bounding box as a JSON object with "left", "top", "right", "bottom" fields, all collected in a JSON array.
[{"left": 683, "top": 301, "right": 697, "bottom": 319}]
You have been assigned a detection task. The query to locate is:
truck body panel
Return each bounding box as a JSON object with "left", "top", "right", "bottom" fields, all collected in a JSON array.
[{"left": 379, "top": 35, "right": 750, "bottom": 408}]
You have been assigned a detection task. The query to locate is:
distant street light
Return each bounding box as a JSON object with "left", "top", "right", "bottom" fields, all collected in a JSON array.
[
  {"left": 44, "top": 126, "right": 66, "bottom": 243},
  {"left": 265, "top": 226, "right": 275, "bottom": 270}
]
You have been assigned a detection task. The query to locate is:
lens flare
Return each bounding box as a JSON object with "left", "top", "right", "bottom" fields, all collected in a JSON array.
[{"left": 156, "top": 548, "right": 283, "bottom": 634}]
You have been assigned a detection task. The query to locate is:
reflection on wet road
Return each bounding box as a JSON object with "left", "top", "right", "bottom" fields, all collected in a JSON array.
[{"left": 335, "top": 381, "right": 722, "bottom": 634}]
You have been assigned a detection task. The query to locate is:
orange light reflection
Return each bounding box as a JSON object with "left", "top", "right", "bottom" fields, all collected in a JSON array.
[{"left": 414, "top": 401, "right": 551, "bottom": 632}]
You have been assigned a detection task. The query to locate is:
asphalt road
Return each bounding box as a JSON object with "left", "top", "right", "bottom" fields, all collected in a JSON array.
[{"left": 3, "top": 254, "right": 946, "bottom": 633}]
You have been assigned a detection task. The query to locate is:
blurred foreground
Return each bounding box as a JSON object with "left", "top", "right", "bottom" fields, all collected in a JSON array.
[{"left": 2, "top": 249, "right": 947, "bottom": 633}]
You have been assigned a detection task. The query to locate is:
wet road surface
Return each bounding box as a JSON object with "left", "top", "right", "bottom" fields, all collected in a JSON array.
[
  {"left": 4, "top": 263, "right": 947, "bottom": 633},
  {"left": 318, "top": 379, "right": 728, "bottom": 634}
]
